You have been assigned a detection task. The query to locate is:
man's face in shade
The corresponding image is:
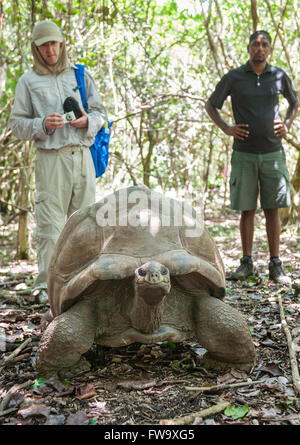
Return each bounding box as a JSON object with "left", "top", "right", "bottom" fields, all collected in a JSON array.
[{"left": 248, "top": 34, "right": 271, "bottom": 66}]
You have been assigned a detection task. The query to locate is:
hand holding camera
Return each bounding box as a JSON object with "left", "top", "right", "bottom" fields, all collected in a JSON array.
[
  {"left": 62, "top": 96, "right": 88, "bottom": 128},
  {"left": 45, "top": 97, "right": 88, "bottom": 132},
  {"left": 44, "top": 112, "right": 64, "bottom": 131}
]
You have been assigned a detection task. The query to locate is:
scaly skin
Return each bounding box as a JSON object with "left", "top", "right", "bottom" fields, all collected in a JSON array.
[
  {"left": 36, "top": 299, "right": 97, "bottom": 378},
  {"left": 193, "top": 294, "right": 256, "bottom": 369}
]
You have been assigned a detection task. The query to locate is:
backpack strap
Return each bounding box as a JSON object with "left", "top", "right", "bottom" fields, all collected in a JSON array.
[{"left": 74, "top": 64, "right": 88, "bottom": 113}]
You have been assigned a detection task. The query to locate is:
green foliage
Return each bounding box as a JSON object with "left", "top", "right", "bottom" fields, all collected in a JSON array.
[
  {"left": 1, "top": 0, "right": 300, "bottom": 217},
  {"left": 160, "top": 341, "right": 176, "bottom": 350},
  {"left": 31, "top": 377, "right": 46, "bottom": 389},
  {"left": 224, "top": 404, "right": 249, "bottom": 420}
]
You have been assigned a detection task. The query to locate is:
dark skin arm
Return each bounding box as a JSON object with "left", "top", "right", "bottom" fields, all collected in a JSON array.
[
  {"left": 274, "top": 97, "right": 299, "bottom": 137},
  {"left": 205, "top": 100, "right": 249, "bottom": 140},
  {"left": 205, "top": 97, "right": 299, "bottom": 140}
]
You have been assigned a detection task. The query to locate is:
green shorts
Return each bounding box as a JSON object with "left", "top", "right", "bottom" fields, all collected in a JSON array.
[{"left": 229, "top": 149, "right": 291, "bottom": 211}]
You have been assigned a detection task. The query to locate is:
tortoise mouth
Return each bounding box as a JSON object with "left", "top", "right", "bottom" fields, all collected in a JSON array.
[{"left": 140, "top": 281, "right": 169, "bottom": 287}]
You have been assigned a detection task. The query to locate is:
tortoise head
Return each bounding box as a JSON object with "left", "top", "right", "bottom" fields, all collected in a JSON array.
[
  {"left": 134, "top": 261, "right": 171, "bottom": 305},
  {"left": 130, "top": 261, "right": 171, "bottom": 334}
]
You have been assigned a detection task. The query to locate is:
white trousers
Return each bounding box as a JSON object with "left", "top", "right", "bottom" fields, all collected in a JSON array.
[{"left": 33, "top": 146, "right": 96, "bottom": 290}]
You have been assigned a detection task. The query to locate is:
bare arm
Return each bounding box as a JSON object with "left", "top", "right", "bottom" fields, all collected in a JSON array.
[
  {"left": 205, "top": 100, "right": 249, "bottom": 141},
  {"left": 274, "top": 98, "right": 299, "bottom": 137}
]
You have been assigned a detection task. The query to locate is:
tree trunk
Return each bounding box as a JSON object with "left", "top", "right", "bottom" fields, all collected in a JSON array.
[
  {"left": 203, "top": 129, "right": 214, "bottom": 212},
  {"left": 16, "top": 142, "right": 34, "bottom": 260},
  {"left": 17, "top": 168, "right": 29, "bottom": 260}
]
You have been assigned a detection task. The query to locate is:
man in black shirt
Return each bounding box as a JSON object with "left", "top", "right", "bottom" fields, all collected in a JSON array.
[{"left": 205, "top": 30, "right": 298, "bottom": 284}]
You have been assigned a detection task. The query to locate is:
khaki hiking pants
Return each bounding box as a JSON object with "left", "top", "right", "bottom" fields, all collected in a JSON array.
[{"left": 34, "top": 146, "right": 96, "bottom": 290}]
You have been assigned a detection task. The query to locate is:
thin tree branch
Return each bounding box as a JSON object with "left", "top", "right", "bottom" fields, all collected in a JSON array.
[
  {"left": 278, "top": 295, "right": 300, "bottom": 395},
  {"left": 265, "top": 0, "right": 294, "bottom": 76},
  {"left": 251, "top": 0, "right": 259, "bottom": 31}
]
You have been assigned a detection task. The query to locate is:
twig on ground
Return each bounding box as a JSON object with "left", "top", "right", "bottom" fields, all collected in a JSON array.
[
  {"left": 261, "top": 413, "right": 300, "bottom": 422},
  {"left": 0, "top": 380, "right": 33, "bottom": 412},
  {"left": 4, "top": 352, "right": 31, "bottom": 367},
  {"left": 159, "top": 401, "right": 230, "bottom": 425},
  {"left": 278, "top": 295, "right": 300, "bottom": 395},
  {"left": 0, "top": 407, "right": 18, "bottom": 417},
  {"left": 0, "top": 337, "right": 32, "bottom": 367},
  {"left": 184, "top": 379, "right": 263, "bottom": 392}
]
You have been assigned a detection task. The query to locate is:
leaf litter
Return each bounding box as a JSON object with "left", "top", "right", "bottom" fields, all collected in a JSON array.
[{"left": 0, "top": 210, "right": 299, "bottom": 425}]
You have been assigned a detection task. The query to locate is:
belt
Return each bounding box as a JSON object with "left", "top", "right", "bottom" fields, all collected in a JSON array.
[
  {"left": 38, "top": 145, "right": 85, "bottom": 153},
  {"left": 58, "top": 145, "right": 83, "bottom": 153},
  {"left": 37, "top": 146, "right": 88, "bottom": 176}
]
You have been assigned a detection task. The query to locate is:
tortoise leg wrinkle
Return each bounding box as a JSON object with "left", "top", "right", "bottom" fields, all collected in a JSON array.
[
  {"left": 194, "top": 295, "right": 256, "bottom": 371},
  {"left": 36, "top": 300, "right": 97, "bottom": 378}
]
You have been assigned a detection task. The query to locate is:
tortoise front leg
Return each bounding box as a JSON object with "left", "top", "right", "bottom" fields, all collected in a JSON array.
[
  {"left": 36, "top": 299, "right": 97, "bottom": 378},
  {"left": 193, "top": 294, "right": 256, "bottom": 371}
]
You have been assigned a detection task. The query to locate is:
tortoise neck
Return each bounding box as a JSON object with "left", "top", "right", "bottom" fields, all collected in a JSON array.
[{"left": 130, "top": 293, "right": 165, "bottom": 334}]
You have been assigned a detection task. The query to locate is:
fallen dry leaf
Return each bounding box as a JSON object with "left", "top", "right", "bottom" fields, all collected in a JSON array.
[
  {"left": 258, "top": 363, "right": 282, "bottom": 376},
  {"left": 217, "top": 372, "right": 236, "bottom": 384},
  {"left": 6, "top": 391, "right": 25, "bottom": 409},
  {"left": 45, "top": 376, "right": 74, "bottom": 396},
  {"left": 89, "top": 400, "right": 109, "bottom": 416},
  {"left": 77, "top": 383, "right": 96, "bottom": 400},
  {"left": 259, "top": 407, "right": 281, "bottom": 419},
  {"left": 45, "top": 376, "right": 70, "bottom": 392},
  {"left": 261, "top": 382, "right": 283, "bottom": 393},
  {"left": 66, "top": 411, "right": 89, "bottom": 425},
  {"left": 45, "top": 415, "right": 66, "bottom": 425},
  {"left": 18, "top": 403, "right": 51, "bottom": 419},
  {"left": 230, "top": 369, "right": 249, "bottom": 380}
]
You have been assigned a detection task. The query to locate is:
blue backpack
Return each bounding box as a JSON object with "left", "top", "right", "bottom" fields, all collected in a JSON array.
[{"left": 74, "top": 64, "right": 111, "bottom": 178}]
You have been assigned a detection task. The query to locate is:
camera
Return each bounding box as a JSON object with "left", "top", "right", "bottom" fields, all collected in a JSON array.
[{"left": 62, "top": 111, "right": 76, "bottom": 124}]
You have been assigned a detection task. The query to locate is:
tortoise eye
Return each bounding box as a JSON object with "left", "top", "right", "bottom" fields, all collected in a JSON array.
[
  {"left": 138, "top": 268, "right": 147, "bottom": 276},
  {"left": 161, "top": 268, "right": 168, "bottom": 275}
]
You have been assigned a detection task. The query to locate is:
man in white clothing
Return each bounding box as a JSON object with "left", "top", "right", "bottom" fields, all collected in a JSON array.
[{"left": 10, "top": 21, "right": 107, "bottom": 303}]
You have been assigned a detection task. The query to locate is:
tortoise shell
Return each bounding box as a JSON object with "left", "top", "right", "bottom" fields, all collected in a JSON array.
[{"left": 48, "top": 186, "right": 225, "bottom": 317}]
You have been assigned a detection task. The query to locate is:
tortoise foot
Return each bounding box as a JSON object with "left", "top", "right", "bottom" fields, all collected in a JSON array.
[
  {"left": 36, "top": 357, "right": 91, "bottom": 380},
  {"left": 58, "top": 357, "right": 92, "bottom": 379},
  {"left": 200, "top": 352, "right": 255, "bottom": 373},
  {"left": 194, "top": 295, "right": 256, "bottom": 367}
]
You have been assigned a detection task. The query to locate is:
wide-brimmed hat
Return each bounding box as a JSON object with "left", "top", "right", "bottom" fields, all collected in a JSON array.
[{"left": 32, "top": 20, "right": 63, "bottom": 46}]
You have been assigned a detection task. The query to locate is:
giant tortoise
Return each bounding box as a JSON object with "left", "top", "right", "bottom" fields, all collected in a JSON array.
[{"left": 36, "top": 186, "right": 256, "bottom": 377}]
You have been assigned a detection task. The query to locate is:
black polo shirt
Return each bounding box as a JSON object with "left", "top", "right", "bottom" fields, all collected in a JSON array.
[{"left": 209, "top": 61, "right": 298, "bottom": 153}]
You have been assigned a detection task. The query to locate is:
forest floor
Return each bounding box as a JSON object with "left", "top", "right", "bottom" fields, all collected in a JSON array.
[{"left": 0, "top": 205, "right": 299, "bottom": 427}]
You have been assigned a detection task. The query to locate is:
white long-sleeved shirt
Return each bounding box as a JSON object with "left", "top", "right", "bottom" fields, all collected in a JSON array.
[{"left": 9, "top": 64, "right": 107, "bottom": 149}]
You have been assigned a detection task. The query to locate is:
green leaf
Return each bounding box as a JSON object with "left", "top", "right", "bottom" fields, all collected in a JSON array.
[
  {"left": 88, "top": 418, "right": 97, "bottom": 425},
  {"left": 160, "top": 341, "right": 176, "bottom": 349},
  {"left": 170, "top": 360, "right": 180, "bottom": 368},
  {"left": 31, "top": 377, "right": 46, "bottom": 389},
  {"left": 224, "top": 405, "right": 249, "bottom": 420},
  {"left": 15, "top": 335, "right": 24, "bottom": 342}
]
